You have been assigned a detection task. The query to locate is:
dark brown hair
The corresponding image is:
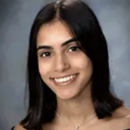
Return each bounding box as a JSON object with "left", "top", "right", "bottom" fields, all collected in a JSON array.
[{"left": 21, "top": 0, "right": 123, "bottom": 129}]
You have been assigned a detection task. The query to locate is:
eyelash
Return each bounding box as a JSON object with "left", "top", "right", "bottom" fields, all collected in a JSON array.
[{"left": 40, "top": 46, "right": 80, "bottom": 58}]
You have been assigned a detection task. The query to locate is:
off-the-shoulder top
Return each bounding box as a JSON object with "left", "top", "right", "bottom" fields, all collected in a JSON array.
[
  {"left": 11, "top": 127, "right": 15, "bottom": 130},
  {"left": 11, "top": 126, "right": 130, "bottom": 130}
]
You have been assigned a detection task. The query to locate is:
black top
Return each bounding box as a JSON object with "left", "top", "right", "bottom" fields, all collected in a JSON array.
[
  {"left": 11, "top": 126, "right": 130, "bottom": 130},
  {"left": 11, "top": 127, "right": 15, "bottom": 130}
]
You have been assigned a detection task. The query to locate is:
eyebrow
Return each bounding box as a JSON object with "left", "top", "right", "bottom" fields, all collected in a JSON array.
[{"left": 37, "top": 38, "right": 78, "bottom": 51}]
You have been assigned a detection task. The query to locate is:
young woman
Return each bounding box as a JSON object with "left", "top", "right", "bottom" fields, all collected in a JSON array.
[{"left": 13, "top": 0, "right": 130, "bottom": 130}]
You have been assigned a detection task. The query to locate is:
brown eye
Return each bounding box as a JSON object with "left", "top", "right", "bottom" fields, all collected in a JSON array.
[
  {"left": 68, "top": 46, "right": 80, "bottom": 52},
  {"left": 40, "top": 52, "right": 51, "bottom": 58}
]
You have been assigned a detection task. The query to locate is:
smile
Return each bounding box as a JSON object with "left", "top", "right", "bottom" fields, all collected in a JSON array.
[{"left": 51, "top": 73, "right": 79, "bottom": 86}]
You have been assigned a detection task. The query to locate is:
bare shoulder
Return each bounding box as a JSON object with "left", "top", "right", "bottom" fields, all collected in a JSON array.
[
  {"left": 14, "top": 123, "right": 27, "bottom": 130},
  {"left": 112, "top": 105, "right": 130, "bottom": 117},
  {"left": 112, "top": 105, "right": 130, "bottom": 128}
]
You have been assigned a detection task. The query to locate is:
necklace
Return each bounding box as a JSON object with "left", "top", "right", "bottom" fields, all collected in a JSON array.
[{"left": 55, "top": 112, "right": 96, "bottom": 130}]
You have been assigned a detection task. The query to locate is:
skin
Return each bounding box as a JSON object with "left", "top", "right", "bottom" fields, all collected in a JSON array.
[
  {"left": 37, "top": 20, "right": 93, "bottom": 101},
  {"left": 37, "top": 19, "right": 95, "bottom": 126},
  {"left": 14, "top": 20, "right": 130, "bottom": 130}
]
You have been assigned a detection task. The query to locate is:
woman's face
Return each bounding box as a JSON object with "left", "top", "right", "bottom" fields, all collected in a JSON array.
[{"left": 37, "top": 20, "right": 93, "bottom": 100}]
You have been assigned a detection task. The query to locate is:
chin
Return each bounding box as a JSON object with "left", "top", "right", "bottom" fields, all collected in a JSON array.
[
  {"left": 57, "top": 96, "right": 76, "bottom": 100},
  {"left": 56, "top": 91, "right": 79, "bottom": 100}
]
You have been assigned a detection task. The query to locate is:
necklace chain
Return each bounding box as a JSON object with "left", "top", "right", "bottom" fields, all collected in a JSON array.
[{"left": 55, "top": 112, "right": 96, "bottom": 130}]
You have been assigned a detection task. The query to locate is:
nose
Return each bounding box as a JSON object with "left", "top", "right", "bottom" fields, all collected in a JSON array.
[{"left": 54, "top": 54, "right": 70, "bottom": 72}]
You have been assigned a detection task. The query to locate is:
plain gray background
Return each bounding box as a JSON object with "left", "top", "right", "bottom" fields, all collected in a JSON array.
[{"left": 0, "top": 0, "right": 130, "bottom": 130}]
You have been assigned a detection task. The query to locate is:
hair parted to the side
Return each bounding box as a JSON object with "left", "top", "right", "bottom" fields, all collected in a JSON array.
[{"left": 20, "top": 0, "right": 123, "bottom": 129}]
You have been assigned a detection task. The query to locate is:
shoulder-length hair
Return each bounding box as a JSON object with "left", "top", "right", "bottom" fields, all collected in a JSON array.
[{"left": 21, "top": 0, "right": 123, "bottom": 129}]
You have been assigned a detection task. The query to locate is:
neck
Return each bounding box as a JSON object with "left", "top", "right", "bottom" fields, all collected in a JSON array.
[{"left": 55, "top": 82, "right": 96, "bottom": 125}]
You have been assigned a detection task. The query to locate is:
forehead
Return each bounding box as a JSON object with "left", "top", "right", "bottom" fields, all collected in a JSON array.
[{"left": 37, "top": 20, "right": 73, "bottom": 47}]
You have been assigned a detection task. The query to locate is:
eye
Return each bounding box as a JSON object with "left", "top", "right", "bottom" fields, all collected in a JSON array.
[
  {"left": 40, "top": 52, "right": 51, "bottom": 58},
  {"left": 68, "top": 46, "right": 80, "bottom": 52}
]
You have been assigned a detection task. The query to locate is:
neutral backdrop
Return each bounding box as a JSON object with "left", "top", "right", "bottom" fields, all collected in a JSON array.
[{"left": 0, "top": 0, "right": 130, "bottom": 130}]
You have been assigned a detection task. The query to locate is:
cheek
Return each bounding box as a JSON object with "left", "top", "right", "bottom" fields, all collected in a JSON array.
[
  {"left": 70, "top": 53, "right": 92, "bottom": 70},
  {"left": 82, "top": 56, "right": 93, "bottom": 75},
  {"left": 73, "top": 54, "right": 93, "bottom": 83},
  {"left": 38, "top": 60, "right": 52, "bottom": 77}
]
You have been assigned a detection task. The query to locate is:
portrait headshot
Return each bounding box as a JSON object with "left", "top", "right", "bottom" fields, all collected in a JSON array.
[{"left": 0, "top": 0, "right": 130, "bottom": 130}]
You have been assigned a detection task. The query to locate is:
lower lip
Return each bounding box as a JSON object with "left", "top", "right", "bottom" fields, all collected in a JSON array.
[{"left": 52, "top": 74, "right": 79, "bottom": 86}]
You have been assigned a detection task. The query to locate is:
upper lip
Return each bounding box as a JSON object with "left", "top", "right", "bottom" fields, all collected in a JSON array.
[{"left": 50, "top": 73, "right": 78, "bottom": 79}]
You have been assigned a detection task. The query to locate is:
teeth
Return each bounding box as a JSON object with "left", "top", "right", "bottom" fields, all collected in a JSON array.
[{"left": 54, "top": 74, "right": 76, "bottom": 83}]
